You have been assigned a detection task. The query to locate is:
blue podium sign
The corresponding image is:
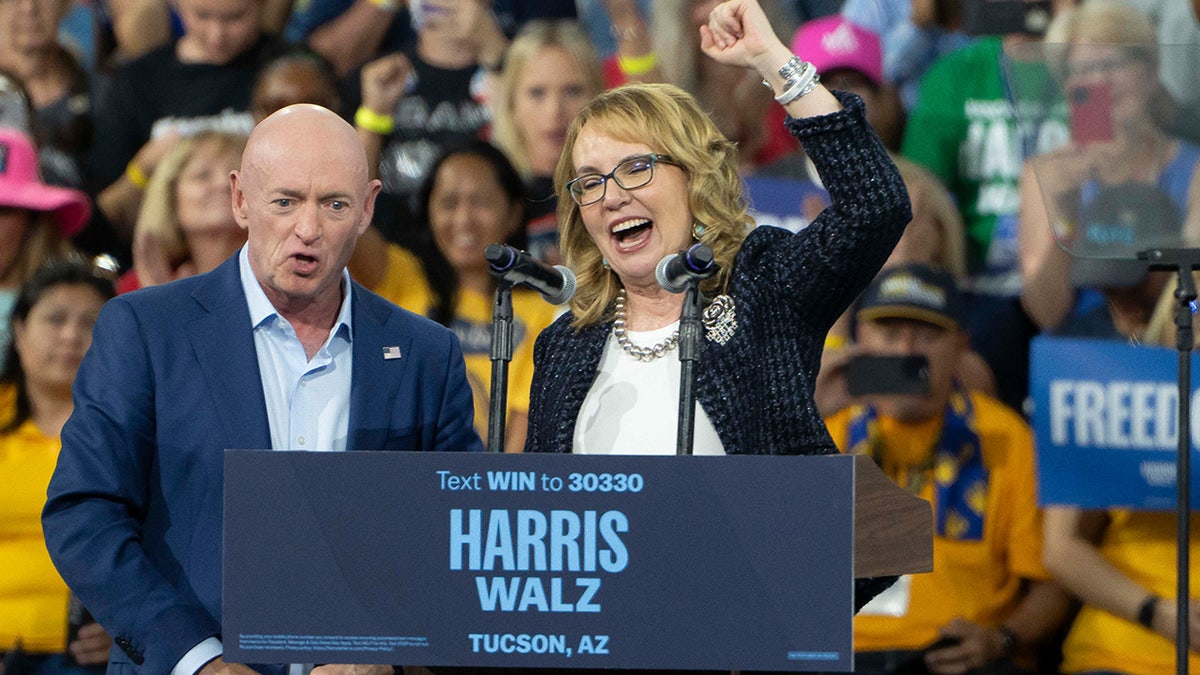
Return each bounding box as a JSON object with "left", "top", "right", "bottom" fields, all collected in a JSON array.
[
  {"left": 1030, "top": 336, "right": 1200, "bottom": 509},
  {"left": 223, "top": 451, "right": 854, "bottom": 671}
]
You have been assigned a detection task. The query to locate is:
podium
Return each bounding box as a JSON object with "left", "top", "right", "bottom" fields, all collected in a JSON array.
[{"left": 223, "top": 451, "right": 930, "bottom": 671}]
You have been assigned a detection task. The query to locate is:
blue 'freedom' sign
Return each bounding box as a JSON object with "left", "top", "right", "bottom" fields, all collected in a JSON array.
[
  {"left": 223, "top": 451, "right": 854, "bottom": 671},
  {"left": 1030, "top": 336, "right": 1200, "bottom": 509}
]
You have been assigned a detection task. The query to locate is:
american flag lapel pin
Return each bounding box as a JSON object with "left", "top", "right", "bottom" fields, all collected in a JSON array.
[{"left": 383, "top": 346, "right": 402, "bottom": 360}]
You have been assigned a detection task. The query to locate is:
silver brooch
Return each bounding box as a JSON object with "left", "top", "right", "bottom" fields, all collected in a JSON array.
[{"left": 702, "top": 295, "right": 738, "bottom": 345}]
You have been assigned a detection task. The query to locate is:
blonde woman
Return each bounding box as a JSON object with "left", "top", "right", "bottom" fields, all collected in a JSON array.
[
  {"left": 490, "top": 20, "right": 605, "bottom": 263},
  {"left": 120, "top": 132, "right": 248, "bottom": 293},
  {"left": 1018, "top": 0, "right": 1200, "bottom": 331}
]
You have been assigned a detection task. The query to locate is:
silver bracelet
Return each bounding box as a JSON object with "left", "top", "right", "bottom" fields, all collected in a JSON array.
[
  {"left": 774, "top": 64, "right": 819, "bottom": 105},
  {"left": 761, "top": 55, "right": 810, "bottom": 90}
]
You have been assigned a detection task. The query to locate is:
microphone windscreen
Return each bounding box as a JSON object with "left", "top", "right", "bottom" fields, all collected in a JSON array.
[
  {"left": 546, "top": 266, "right": 577, "bottom": 305},
  {"left": 655, "top": 254, "right": 679, "bottom": 292}
]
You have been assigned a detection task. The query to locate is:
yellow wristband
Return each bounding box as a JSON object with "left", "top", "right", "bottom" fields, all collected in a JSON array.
[
  {"left": 125, "top": 161, "right": 148, "bottom": 189},
  {"left": 824, "top": 334, "right": 848, "bottom": 351},
  {"left": 355, "top": 106, "right": 395, "bottom": 135},
  {"left": 367, "top": 0, "right": 397, "bottom": 10},
  {"left": 617, "top": 51, "right": 658, "bottom": 76}
]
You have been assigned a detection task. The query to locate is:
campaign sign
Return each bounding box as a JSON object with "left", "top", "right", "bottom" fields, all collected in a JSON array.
[
  {"left": 743, "top": 175, "right": 830, "bottom": 233},
  {"left": 1031, "top": 336, "right": 1200, "bottom": 509},
  {"left": 223, "top": 451, "right": 853, "bottom": 671}
]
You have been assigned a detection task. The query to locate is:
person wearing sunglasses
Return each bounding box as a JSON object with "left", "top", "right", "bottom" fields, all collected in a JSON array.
[{"left": 523, "top": 0, "right": 909, "bottom": 607}]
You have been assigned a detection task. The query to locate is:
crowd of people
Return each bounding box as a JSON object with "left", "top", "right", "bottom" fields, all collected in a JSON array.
[{"left": 1, "top": 0, "right": 1200, "bottom": 673}]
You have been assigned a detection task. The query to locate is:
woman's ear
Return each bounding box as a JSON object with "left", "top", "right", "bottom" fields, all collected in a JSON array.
[{"left": 11, "top": 318, "right": 26, "bottom": 360}]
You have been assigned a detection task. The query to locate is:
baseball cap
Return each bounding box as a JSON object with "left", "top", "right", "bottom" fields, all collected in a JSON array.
[
  {"left": 1070, "top": 182, "right": 1182, "bottom": 288},
  {"left": 791, "top": 16, "right": 883, "bottom": 87},
  {"left": 857, "top": 264, "right": 964, "bottom": 331},
  {"left": 0, "top": 127, "right": 90, "bottom": 237}
]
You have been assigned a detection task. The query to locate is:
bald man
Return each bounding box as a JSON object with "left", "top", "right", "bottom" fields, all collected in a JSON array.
[{"left": 43, "top": 105, "right": 483, "bottom": 675}]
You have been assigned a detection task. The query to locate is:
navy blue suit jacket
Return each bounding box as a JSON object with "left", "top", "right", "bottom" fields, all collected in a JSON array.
[{"left": 43, "top": 256, "right": 483, "bottom": 673}]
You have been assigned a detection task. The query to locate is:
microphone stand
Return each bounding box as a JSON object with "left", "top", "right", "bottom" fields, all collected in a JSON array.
[
  {"left": 1141, "top": 247, "right": 1200, "bottom": 675},
  {"left": 487, "top": 280, "right": 515, "bottom": 453},
  {"left": 675, "top": 280, "right": 705, "bottom": 456}
]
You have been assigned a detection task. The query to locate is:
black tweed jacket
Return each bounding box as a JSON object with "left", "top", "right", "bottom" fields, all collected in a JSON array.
[{"left": 525, "top": 92, "right": 911, "bottom": 459}]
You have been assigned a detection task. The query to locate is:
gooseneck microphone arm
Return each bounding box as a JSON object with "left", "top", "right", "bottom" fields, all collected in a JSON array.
[
  {"left": 656, "top": 244, "right": 716, "bottom": 455},
  {"left": 482, "top": 244, "right": 577, "bottom": 452},
  {"left": 485, "top": 244, "right": 576, "bottom": 305},
  {"left": 485, "top": 279, "right": 514, "bottom": 453}
]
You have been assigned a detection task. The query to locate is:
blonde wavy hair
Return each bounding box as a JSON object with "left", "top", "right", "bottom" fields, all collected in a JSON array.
[
  {"left": 136, "top": 132, "right": 247, "bottom": 268},
  {"left": 1045, "top": 0, "right": 1157, "bottom": 50},
  {"left": 491, "top": 20, "right": 604, "bottom": 178},
  {"left": 893, "top": 156, "right": 969, "bottom": 281},
  {"left": 553, "top": 82, "right": 754, "bottom": 327},
  {"left": 1044, "top": 0, "right": 1159, "bottom": 81}
]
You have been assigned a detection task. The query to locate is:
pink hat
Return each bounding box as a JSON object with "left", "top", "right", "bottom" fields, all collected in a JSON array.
[
  {"left": 0, "top": 127, "right": 90, "bottom": 237},
  {"left": 791, "top": 16, "right": 883, "bottom": 88}
]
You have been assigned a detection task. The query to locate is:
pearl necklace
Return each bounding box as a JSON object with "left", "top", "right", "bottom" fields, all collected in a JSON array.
[{"left": 612, "top": 289, "right": 679, "bottom": 362}]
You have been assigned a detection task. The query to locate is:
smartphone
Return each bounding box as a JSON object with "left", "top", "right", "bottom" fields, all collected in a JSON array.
[
  {"left": 961, "top": 0, "right": 1052, "bottom": 36},
  {"left": 845, "top": 354, "right": 931, "bottom": 397},
  {"left": 61, "top": 594, "right": 93, "bottom": 667},
  {"left": 923, "top": 636, "right": 963, "bottom": 652},
  {"left": 1069, "top": 81, "right": 1115, "bottom": 146}
]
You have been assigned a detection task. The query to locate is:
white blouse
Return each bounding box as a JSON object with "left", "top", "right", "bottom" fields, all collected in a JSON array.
[{"left": 573, "top": 322, "right": 726, "bottom": 456}]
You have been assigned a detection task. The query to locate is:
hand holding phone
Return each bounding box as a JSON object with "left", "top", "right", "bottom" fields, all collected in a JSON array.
[
  {"left": 1069, "top": 81, "right": 1115, "bottom": 147},
  {"left": 889, "top": 636, "right": 962, "bottom": 675},
  {"left": 62, "top": 594, "right": 93, "bottom": 666},
  {"left": 845, "top": 354, "right": 931, "bottom": 397}
]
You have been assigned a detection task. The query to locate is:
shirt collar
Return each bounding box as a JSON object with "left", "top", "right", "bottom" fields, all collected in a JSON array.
[{"left": 238, "top": 245, "right": 354, "bottom": 341}]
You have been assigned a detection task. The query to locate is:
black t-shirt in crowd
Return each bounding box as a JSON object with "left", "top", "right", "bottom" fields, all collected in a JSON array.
[
  {"left": 367, "top": 52, "right": 491, "bottom": 244},
  {"left": 89, "top": 36, "right": 278, "bottom": 189}
]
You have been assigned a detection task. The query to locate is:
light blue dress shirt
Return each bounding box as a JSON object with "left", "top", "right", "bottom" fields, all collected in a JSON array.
[{"left": 239, "top": 246, "right": 354, "bottom": 452}]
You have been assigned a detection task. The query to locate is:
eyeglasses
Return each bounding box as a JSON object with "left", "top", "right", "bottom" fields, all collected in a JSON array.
[
  {"left": 1067, "top": 58, "right": 1130, "bottom": 79},
  {"left": 566, "top": 153, "right": 677, "bottom": 206}
]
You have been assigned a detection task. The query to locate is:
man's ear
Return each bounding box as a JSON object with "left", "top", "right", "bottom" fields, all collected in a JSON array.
[
  {"left": 230, "top": 170, "right": 250, "bottom": 231},
  {"left": 359, "top": 178, "right": 383, "bottom": 236}
]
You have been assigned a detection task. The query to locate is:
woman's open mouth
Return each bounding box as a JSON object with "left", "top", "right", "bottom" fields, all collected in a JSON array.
[{"left": 611, "top": 218, "right": 652, "bottom": 251}]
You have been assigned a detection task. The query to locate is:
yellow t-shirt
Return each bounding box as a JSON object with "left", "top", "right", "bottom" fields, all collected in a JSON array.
[
  {"left": 368, "top": 243, "right": 558, "bottom": 446},
  {"left": 1060, "top": 510, "right": 1200, "bottom": 675},
  {"left": 365, "top": 244, "right": 437, "bottom": 320},
  {"left": 824, "top": 392, "right": 1049, "bottom": 651},
  {"left": 0, "top": 418, "right": 70, "bottom": 653},
  {"left": 450, "top": 287, "right": 557, "bottom": 438}
]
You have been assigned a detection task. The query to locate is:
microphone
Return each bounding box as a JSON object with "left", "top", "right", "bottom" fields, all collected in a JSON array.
[
  {"left": 656, "top": 243, "right": 716, "bottom": 294},
  {"left": 485, "top": 243, "right": 577, "bottom": 305}
]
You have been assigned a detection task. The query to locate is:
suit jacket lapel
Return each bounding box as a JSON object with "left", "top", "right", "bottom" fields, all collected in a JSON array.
[
  {"left": 348, "top": 284, "right": 414, "bottom": 450},
  {"left": 186, "top": 257, "right": 271, "bottom": 450}
]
